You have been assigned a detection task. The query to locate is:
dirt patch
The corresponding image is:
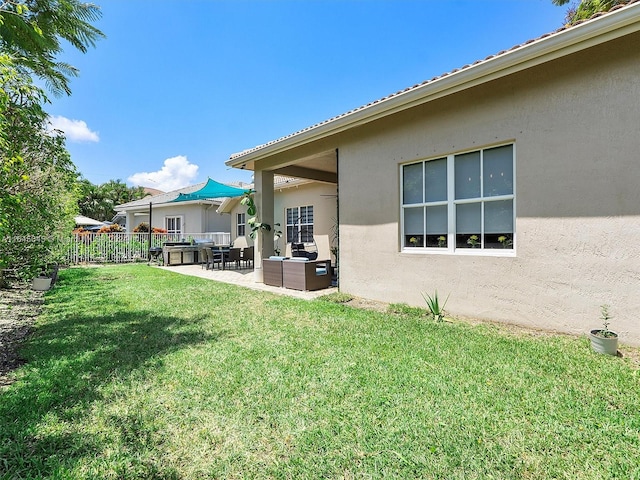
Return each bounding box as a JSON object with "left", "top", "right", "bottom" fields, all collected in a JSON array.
[
  {"left": 343, "top": 296, "right": 389, "bottom": 313},
  {"left": 0, "top": 285, "right": 44, "bottom": 387}
]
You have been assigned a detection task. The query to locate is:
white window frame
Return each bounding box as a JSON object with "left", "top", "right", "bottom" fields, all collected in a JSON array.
[
  {"left": 165, "top": 215, "right": 184, "bottom": 236},
  {"left": 400, "top": 143, "right": 516, "bottom": 256},
  {"left": 237, "top": 213, "right": 246, "bottom": 237},
  {"left": 286, "top": 205, "right": 314, "bottom": 243}
]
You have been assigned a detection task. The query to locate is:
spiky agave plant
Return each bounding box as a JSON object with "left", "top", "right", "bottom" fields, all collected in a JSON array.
[{"left": 422, "top": 290, "right": 450, "bottom": 322}]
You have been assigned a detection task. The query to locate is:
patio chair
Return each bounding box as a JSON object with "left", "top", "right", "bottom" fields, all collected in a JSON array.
[
  {"left": 201, "top": 247, "right": 212, "bottom": 270},
  {"left": 225, "top": 247, "right": 241, "bottom": 270},
  {"left": 262, "top": 256, "right": 287, "bottom": 287},
  {"left": 241, "top": 246, "right": 254, "bottom": 269},
  {"left": 210, "top": 247, "right": 223, "bottom": 270},
  {"left": 282, "top": 258, "right": 332, "bottom": 291},
  {"left": 199, "top": 244, "right": 213, "bottom": 269}
]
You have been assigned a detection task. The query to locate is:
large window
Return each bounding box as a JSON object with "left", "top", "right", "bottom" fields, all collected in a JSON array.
[
  {"left": 165, "top": 216, "right": 183, "bottom": 236},
  {"left": 237, "top": 213, "right": 246, "bottom": 237},
  {"left": 286, "top": 206, "right": 314, "bottom": 243},
  {"left": 401, "top": 144, "right": 514, "bottom": 253}
]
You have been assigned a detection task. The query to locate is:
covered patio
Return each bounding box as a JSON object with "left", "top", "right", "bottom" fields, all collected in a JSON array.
[{"left": 226, "top": 149, "right": 339, "bottom": 283}]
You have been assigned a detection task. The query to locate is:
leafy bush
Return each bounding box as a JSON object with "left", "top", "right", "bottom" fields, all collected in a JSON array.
[{"left": 133, "top": 222, "right": 167, "bottom": 233}]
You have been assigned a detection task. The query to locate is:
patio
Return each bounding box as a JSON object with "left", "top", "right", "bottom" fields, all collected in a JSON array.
[{"left": 156, "top": 263, "right": 337, "bottom": 300}]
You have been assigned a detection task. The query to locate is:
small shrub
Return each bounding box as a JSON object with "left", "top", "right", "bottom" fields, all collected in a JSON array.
[
  {"left": 133, "top": 223, "right": 167, "bottom": 233},
  {"left": 422, "top": 290, "right": 450, "bottom": 322},
  {"left": 97, "top": 224, "right": 124, "bottom": 233}
]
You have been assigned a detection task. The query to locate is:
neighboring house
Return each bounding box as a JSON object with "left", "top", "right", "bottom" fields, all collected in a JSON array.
[
  {"left": 115, "top": 180, "right": 249, "bottom": 236},
  {"left": 218, "top": 176, "right": 338, "bottom": 261},
  {"left": 74, "top": 215, "right": 106, "bottom": 228},
  {"left": 226, "top": 4, "right": 640, "bottom": 344}
]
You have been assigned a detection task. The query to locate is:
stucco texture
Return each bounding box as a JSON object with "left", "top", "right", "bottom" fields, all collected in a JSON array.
[{"left": 337, "top": 32, "right": 640, "bottom": 344}]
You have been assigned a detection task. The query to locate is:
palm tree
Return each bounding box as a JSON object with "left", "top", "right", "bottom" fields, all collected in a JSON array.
[
  {"left": 0, "top": 0, "right": 105, "bottom": 95},
  {"left": 77, "top": 179, "right": 147, "bottom": 222}
]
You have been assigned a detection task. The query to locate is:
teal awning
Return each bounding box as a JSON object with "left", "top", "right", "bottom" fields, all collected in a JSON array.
[{"left": 171, "top": 178, "right": 248, "bottom": 202}]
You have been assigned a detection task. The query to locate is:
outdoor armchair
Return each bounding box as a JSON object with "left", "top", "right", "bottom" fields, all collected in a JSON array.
[
  {"left": 282, "top": 258, "right": 332, "bottom": 291},
  {"left": 263, "top": 256, "right": 287, "bottom": 287}
]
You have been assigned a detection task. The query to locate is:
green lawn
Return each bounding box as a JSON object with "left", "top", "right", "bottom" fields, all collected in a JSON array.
[{"left": 1, "top": 265, "right": 639, "bottom": 479}]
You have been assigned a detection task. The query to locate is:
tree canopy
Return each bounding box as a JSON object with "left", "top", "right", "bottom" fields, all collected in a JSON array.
[
  {"left": 553, "top": 0, "right": 627, "bottom": 24},
  {"left": 77, "top": 179, "right": 147, "bottom": 222},
  {"left": 0, "top": 0, "right": 105, "bottom": 95},
  {"left": 0, "top": 57, "right": 78, "bottom": 281},
  {"left": 0, "top": 1, "right": 104, "bottom": 283}
]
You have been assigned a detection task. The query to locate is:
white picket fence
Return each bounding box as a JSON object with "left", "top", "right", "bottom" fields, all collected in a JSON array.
[{"left": 57, "top": 232, "right": 231, "bottom": 265}]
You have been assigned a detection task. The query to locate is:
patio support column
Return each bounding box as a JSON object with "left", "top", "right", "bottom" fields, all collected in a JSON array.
[{"left": 254, "top": 169, "right": 274, "bottom": 282}]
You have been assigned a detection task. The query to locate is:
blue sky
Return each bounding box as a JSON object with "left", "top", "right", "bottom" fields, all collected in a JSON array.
[{"left": 49, "top": 0, "right": 568, "bottom": 192}]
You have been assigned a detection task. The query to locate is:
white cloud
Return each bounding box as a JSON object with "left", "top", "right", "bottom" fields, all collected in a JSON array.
[
  {"left": 48, "top": 115, "right": 99, "bottom": 143},
  {"left": 128, "top": 155, "right": 199, "bottom": 192}
]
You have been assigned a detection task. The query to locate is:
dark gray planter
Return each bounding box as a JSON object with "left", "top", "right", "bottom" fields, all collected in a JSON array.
[{"left": 589, "top": 330, "right": 619, "bottom": 356}]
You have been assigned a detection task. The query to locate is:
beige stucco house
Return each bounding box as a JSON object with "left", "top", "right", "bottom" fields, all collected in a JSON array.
[
  {"left": 218, "top": 176, "right": 338, "bottom": 262},
  {"left": 115, "top": 181, "right": 240, "bottom": 237},
  {"left": 227, "top": 3, "right": 640, "bottom": 345}
]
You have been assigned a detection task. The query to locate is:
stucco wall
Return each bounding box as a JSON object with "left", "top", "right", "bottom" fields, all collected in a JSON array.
[
  {"left": 205, "top": 208, "right": 231, "bottom": 233},
  {"left": 337, "top": 32, "right": 640, "bottom": 344},
  {"left": 230, "top": 182, "right": 338, "bottom": 257},
  {"left": 127, "top": 203, "right": 230, "bottom": 234}
]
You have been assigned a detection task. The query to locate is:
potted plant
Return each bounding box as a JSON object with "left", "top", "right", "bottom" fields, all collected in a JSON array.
[
  {"left": 589, "top": 304, "right": 619, "bottom": 356},
  {"left": 498, "top": 235, "right": 513, "bottom": 248},
  {"left": 32, "top": 271, "right": 52, "bottom": 291},
  {"left": 31, "top": 264, "right": 59, "bottom": 292},
  {"left": 467, "top": 235, "right": 479, "bottom": 248}
]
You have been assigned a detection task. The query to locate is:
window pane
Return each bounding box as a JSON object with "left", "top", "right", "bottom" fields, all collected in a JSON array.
[
  {"left": 484, "top": 199, "right": 513, "bottom": 233},
  {"left": 455, "top": 151, "right": 481, "bottom": 199},
  {"left": 426, "top": 205, "right": 447, "bottom": 234},
  {"left": 484, "top": 145, "right": 513, "bottom": 197},
  {"left": 286, "top": 226, "right": 295, "bottom": 243},
  {"left": 456, "top": 203, "right": 481, "bottom": 233},
  {"left": 404, "top": 206, "right": 424, "bottom": 234},
  {"left": 286, "top": 208, "right": 297, "bottom": 225},
  {"left": 424, "top": 158, "right": 447, "bottom": 202},
  {"left": 300, "top": 225, "right": 314, "bottom": 242},
  {"left": 403, "top": 163, "right": 423, "bottom": 205}
]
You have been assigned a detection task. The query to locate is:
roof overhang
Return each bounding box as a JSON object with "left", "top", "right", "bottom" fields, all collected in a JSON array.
[{"left": 226, "top": 2, "right": 640, "bottom": 171}]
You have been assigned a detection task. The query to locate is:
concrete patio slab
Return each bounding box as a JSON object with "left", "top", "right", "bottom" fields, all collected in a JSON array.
[{"left": 156, "top": 264, "right": 338, "bottom": 300}]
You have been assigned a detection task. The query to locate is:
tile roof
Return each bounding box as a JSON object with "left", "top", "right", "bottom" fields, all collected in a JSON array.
[{"left": 229, "top": 0, "right": 639, "bottom": 162}]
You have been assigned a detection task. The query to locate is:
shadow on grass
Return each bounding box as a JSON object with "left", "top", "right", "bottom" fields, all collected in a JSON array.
[{"left": 0, "top": 267, "right": 227, "bottom": 478}]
